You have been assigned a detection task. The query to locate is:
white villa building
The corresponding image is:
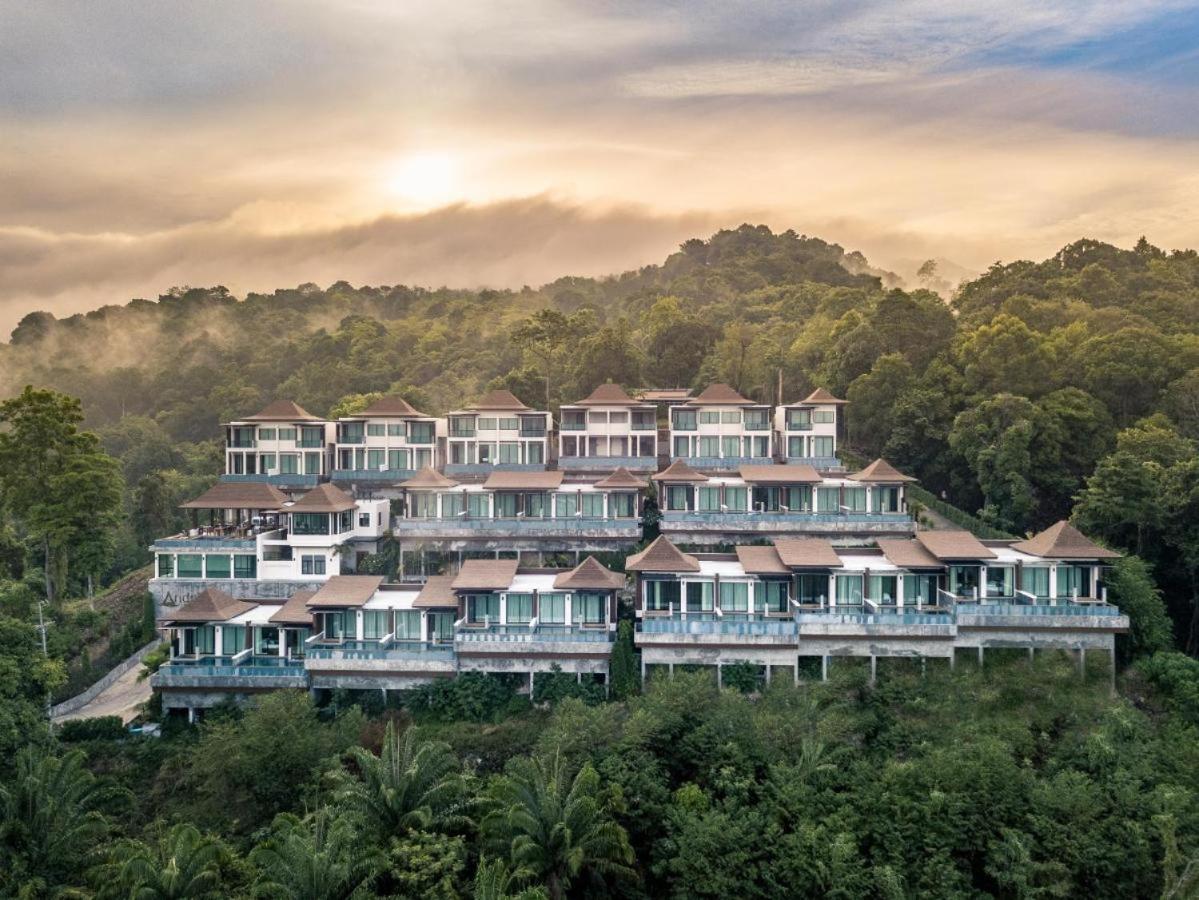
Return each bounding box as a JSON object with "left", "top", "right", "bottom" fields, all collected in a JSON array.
[
  {"left": 669, "top": 383, "right": 773, "bottom": 471},
  {"left": 223, "top": 400, "right": 334, "bottom": 487},
  {"left": 444, "top": 390, "right": 553, "bottom": 475},
  {"left": 557, "top": 383, "right": 659, "bottom": 472},
  {"left": 775, "top": 387, "right": 845, "bottom": 467},
  {"left": 332, "top": 395, "right": 440, "bottom": 486}
]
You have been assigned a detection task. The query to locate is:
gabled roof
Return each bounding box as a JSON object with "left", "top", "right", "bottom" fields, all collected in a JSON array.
[
  {"left": 399, "top": 467, "right": 459, "bottom": 489},
  {"left": 553, "top": 556, "right": 625, "bottom": 590},
  {"left": 575, "top": 383, "right": 639, "bottom": 406},
  {"left": 625, "top": 536, "right": 701, "bottom": 573},
  {"left": 306, "top": 575, "right": 383, "bottom": 608},
  {"left": 482, "top": 471, "right": 564, "bottom": 491},
  {"left": 180, "top": 480, "right": 288, "bottom": 510},
  {"left": 241, "top": 400, "right": 321, "bottom": 422},
  {"left": 593, "top": 467, "right": 648, "bottom": 490},
  {"left": 453, "top": 558, "right": 519, "bottom": 591},
  {"left": 877, "top": 539, "right": 942, "bottom": 569},
  {"left": 358, "top": 396, "right": 428, "bottom": 418},
  {"left": 651, "top": 459, "right": 709, "bottom": 482},
  {"left": 414, "top": 575, "right": 458, "bottom": 608},
  {"left": 469, "top": 390, "right": 530, "bottom": 411},
  {"left": 687, "top": 383, "right": 754, "bottom": 406},
  {"left": 161, "top": 588, "right": 257, "bottom": 624},
  {"left": 801, "top": 387, "right": 848, "bottom": 405},
  {"left": 286, "top": 483, "right": 357, "bottom": 513},
  {"left": 915, "top": 530, "right": 996, "bottom": 560},
  {"left": 269, "top": 590, "right": 316, "bottom": 625},
  {"left": 774, "top": 538, "right": 843, "bottom": 569},
  {"left": 735, "top": 545, "right": 789, "bottom": 575},
  {"left": 849, "top": 458, "right": 917, "bottom": 483},
  {"left": 1012, "top": 521, "right": 1120, "bottom": 560},
  {"left": 739, "top": 464, "right": 821, "bottom": 484}
]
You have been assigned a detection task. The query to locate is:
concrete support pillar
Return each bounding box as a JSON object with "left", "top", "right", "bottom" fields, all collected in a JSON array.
[
  {"left": 640, "top": 658, "right": 646, "bottom": 684},
  {"left": 920, "top": 657, "right": 926, "bottom": 678},
  {"left": 1028, "top": 647, "right": 1035, "bottom": 663},
  {"left": 1078, "top": 647, "right": 1086, "bottom": 679},
  {"left": 668, "top": 663, "right": 675, "bottom": 678},
  {"left": 977, "top": 646, "right": 984, "bottom": 668},
  {"left": 529, "top": 671, "right": 535, "bottom": 694},
  {"left": 821, "top": 655, "right": 829, "bottom": 682},
  {"left": 187, "top": 707, "right": 196, "bottom": 724},
  {"left": 576, "top": 672, "right": 582, "bottom": 684},
  {"left": 949, "top": 650, "right": 955, "bottom": 670},
  {"left": 869, "top": 656, "right": 877, "bottom": 685},
  {"left": 794, "top": 660, "right": 800, "bottom": 686},
  {"left": 716, "top": 664, "right": 723, "bottom": 689},
  {"left": 1109, "top": 648, "right": 1116, "bottom": 697}
]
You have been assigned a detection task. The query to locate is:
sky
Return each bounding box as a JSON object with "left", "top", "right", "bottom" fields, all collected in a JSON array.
[{"left": 2, "top": 0, "right": 1198, "bottom": 333}]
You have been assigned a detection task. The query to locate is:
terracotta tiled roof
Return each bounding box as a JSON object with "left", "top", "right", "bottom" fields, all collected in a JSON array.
[
  {"left": 552, "top": 556, "right": 625, "bottom": 590},
  {"left": 359, "top": 396, "right": 428, "bottom": 417},
  {"left": 452, "top": 558, "right": 519, "bottom": 591},
  {"left": 801, "top": 387, "right": 847, "bottom": 405},
  {"left": 739, "top": 464, "right": 821, "bottom": 484},
  {"left": 687, "top": 383, "right": 754, "bottom": 405},
  {"left": 470, "top": 390, "right": 530, "bottom": 411},
  {"left": 774, "top": 538, "right": 843, "bottom": 568},
  {"left": 593, "top": 467, "right": 648, "bottom": 490},
  {"left": 241, "top": 400, "right": 321, "bottom": 422},
  {"left": 482, "top": 471, "right": 564, "bottom": 491},
  {"left": 915, "top": 530, "right": 996, "bottom": 560},
  {"left": 1012, "top": 521, "right": 1120, "bottom": 560},
  {"left": 306, "top": 575, "right": 383, "bottom": 608},
  {"left": 413, "top": 575, "right": 458, "bottom": 608},
  {"left": 399, "top": 467, "right": 459, "bottom": 489},
  {"left": 849, "top": 458, "right": 917, "bottom": 483},
  {"left": 651, "top": 459, "right": 709, "bottom": 482},
  {"left": 180, "top": 481, "right": 288, "bottom": 510},
  {"left": 286, "top": 483, "right": 357, "bottom": 513},
  {"left": 575, "top": 383, "right": 638, "bottom": 406},
  {"left": 161, "top": 588, "right": 257, "bottom": 624},
  {"left": 637, "top": 388, "right": 692, "bottom": 402},
  {"left": 735, "top": 545, "right": 789, "bottom": 575},
  {"left": 269, "top": 590, "right": 316, "bottom": 625},
  {"left": 625, "top": 536, "right": 701, "bottom": 573},
  {"left": 877, "top": 539, "right": 942, "bottom": 569}
]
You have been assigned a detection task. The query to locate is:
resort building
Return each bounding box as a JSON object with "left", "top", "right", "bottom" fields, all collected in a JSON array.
[
  {"left": 629, "top": 524, "right": 1126, "bottom": 685},
  {"left": 557, "top": 383, "right": 659, "bottom": 473},
  {"left": 223, "top": 400, "right": 333, "bottom": 487},
  {"left": 668, "top": 384, "right": 773, "bottom": 470},
  {"left": 332, "top": 395, "right": 440, "bottom": 487},
  {"left": 444, "top": 390, "right": 553, "bottom": 475},
  {"left": 774, "top": 388, "right": 845, "bottom": 468}
]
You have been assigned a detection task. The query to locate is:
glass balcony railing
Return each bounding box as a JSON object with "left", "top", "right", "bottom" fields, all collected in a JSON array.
[
  {"left": 456, "top": 624, "right": 613, "bottom": 643},
  {"left": 638, "top": 614, "right": 797, "bottom": 637},
  {"left": 307, "top": 640, "right": 455, "bottom": 660},
  {"left": 560, "top": 421, "right": 587, "bottom": 431},
  {"left": 159, "top": 655, "right": 307, "bottom": 677}
]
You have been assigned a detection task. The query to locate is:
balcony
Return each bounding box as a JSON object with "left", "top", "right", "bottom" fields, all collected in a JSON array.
[
  {"left": 220, "top": 473, "right": 321, "bottom": 487},
  {"left": 152, "top": 533, "right": 258, "bottom": 552},
  {"left": 785, "top": 422, "right": 813, "bottom": 432},
  {"left": 152, "top": 655, "right": 309, "bottom": 689},
  {"left": 675, "top": 456, "right": 773, "bottom": 470},
  {"left": 297, "top": 439, "right": 325, "bottom": 449},
  {"left": 228, "top": 439, "right": 257, "bottom": 449},
  {"left": 331, "top": 468, "right": 416, "bottom": 483},
  {"left": 784, "top": 456, "right": 842, "bottom": 469},
  {"left": 519, "top": 427, "right": 547, "bottom": 438},
  {"left": 743, "top": 421, "right": 771, "bottom": 432},
  {"left": 307, "top": 639, "right": 455, "bottom": 661},
  {"left": 558, "top": 455, "right": 658, "bottom": 472},
  {"left": 443, "top": 463, "right": 545, "bottom": 476},
  {"left": 631, "top": 420, "right": 657, "bottom": 431},
  {"left": 659, "top": 509, "right": 912, "bottom": 536},
  {"left": 559, "top": 421, "right": 587, "bottom": 431},
  {"left": 639, "top": 613, "right": 798, "bottom": 638},
  {"left": 396, "top": 516, "right": 640, "bottom": 538},
  {"left": 456, "top": 624, "right": 613, "bottom": 644}
]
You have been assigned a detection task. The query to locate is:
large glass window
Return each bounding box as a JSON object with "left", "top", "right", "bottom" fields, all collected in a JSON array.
[
  {"left": 259, "top": 452, "right": 276, "bottom": 472},
  {"left": 364, "top": 610, "right": 389, "bottom": 639},
  {"left": 868, "top": 575, "right": 898, "bottom": 603},
  {"left": 176, "top": 554, "right": 202, "bottom": 578},
  {"left": 408, "top": 421, "right": 435, "bottom": 444},
  {"left": 494, "top": 493, "right": 518, "bottom": 517},
  {"left": 555, "top": 494, "right": 578, "bottom": 518},
  {"left": 722, "top": 410, "right": 743, "bottom": 424},
  {"left": 574, "top": 593, "right": 606, "bottom": 625},
  {"left": 786, "top": 485, "right": 812, "bottom": 512},
  {"left": 1057, "top": 565, "right": 1090, "bottom": 599},
  {"left": 948, "top": 565, "right": 980, "bottom": 598},
  {"left": 277, "top": 427, "right": 297, "bottom": 442},
  {"left": 223, "top": 625, "right": 246, "bottom": 655},
  {"left": 835, "top": 575, "right": 864, "bottom": 606},
  {"left": 388, "top": 449, "right": 408, "bottom": 471},
  {"left": 395, "top": 611, "right": 421, "bottom": 640},
  {"left": 340, "top": 423, "right": 364, "bottom": 444},
  {"left": 787, "top": 436, "right": 806, "bottom": 458},
  {"left": 234, "top": 555, "right": 256, "bottom": 579},
  {"left": 610, "top": 492, "right": 636, "bottom": 518},
  {"left": 301, "top": 555, "right": 326, "bottom": 576},
  {"left": 685, "top": 581, "right": 714, "bottom": 612},
  {"left": 904, "top": 574, "right": 938, "bottom": 605},
  {"left": 367, "top": 449, "right": 385, "bottom": 469},
  {"left": 795, "top": 574, "right": 827, "bottom": 606},
  {"left": 744, "top": 409, "right": 768, "bottom": 430},
  {"left": 699, "top": 436, "right": 719, "bottom": 457},
  {"left": 292, "top": 513, "right": 329, "bottom": 535},
  {"left": 279, "top": 453, "right": 300, "bottom": 474},
  {"left": 255, "top": 626, "right": 280, "bottom": 655},
  {"left": 388, "top": 423, "right": 404, "bottom": 437},
  {"left": 787, "top": 409, "right": 811, "bottom": 430},
  {"left": 467, "top": 494, "right": 490, "bottom": 517},
  {"left": 721, "top": 436, "right": 740, "bottom": 458},
  {"left": 816, "top": 486, "right": 840, "bottom": 513},
  {"left": 498, "top": 443, "right": 521, "bottom": 464},
  {"left": 540, "top": 592, "right": 567, "bottom": 624},
  {"left": 699, "top": 411, "right": 720, "bottom": 424},
  {"left": 725, "top": 487, "right": 748, "bottom": 512},
  {"left": 843, "top": 487, "right": 867, "bottom": 512},
  {"left": 194, "top": 626, "right": 215, "bottom": 655},
  {"left": 157, "top": 555, "right": 174, "bottom": 577},
  {"left": 719, "top": 581, "right": 749, "bottom": 613},
  {"left": 759, "top": 580, "right": 789, "bottom": 613},
  {"left": 672, "top": 409, "right": 696, "bottom": 431},
  {"left": 506, "top": 594, "right": 533, "bottom": 625},
  {"left": 645, "top": 580, "right": 680, "bottom": 612},
  {"left": 813, "top": 410, "right": 835, "bottom": 424},
  {"left": 525, "top": 492, "right": 549, "bottom": 518},
  {"left": 477, "top": 417, "right": 497, "bottom": 431},
  {"left": 985, "top": 566, "right": 1014, "bottom": 598},
  {"left": 300, "top": 426, "right": 324, "bottom": 448},
  {"left": 441, "top": 494, "right": 464, "bottom": 518},
  {"left": 526, "top": 443, "right": 545, "bottom": 464},
  {"left": 873, "top": 486, "right": 901, "bottom": 513},
  {"left": 581, "top": 494, "right": 604, "bottom": 517},
  {"left": 257, "top": 427, "right": 276, "bottom": 441},
  {"left": 698, "top": 487, "right": 720, "bottom": 512},
  {"left": 466, "top": 593, "right": 500, "bottom": 625},
  {"left": 367, "top": 423, "right": 386, "bottom": 437},
  {"left": 812, "top": 436, "right": 835, "bottom": 458},
  {"left": 1021, "top": 567, "right": 1049, "bottom": 599},
  {"left": 673, "top": 436, "right": 691, "bottom": 457},
  {"left": 429, "top": 612, "right": 453, "bottom": 641},
  {"left": 205, "top": 555, "right": 231, "bottom": 579},
  {"left": 665, "top": 486, "right": 691, "bottom": 511},
  {"left": 409, "top": 493, "right": 438, "bottom": 518},
  {"left": 304, "top": 452, "right": 322, "bottom": 475}
]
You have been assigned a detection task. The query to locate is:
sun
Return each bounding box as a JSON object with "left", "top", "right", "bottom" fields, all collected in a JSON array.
[{"left": 384, "top": 152, "right": 459, "bottom": 208}]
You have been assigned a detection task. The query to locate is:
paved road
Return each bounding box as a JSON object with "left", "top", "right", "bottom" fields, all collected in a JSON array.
[{"left": 53, "top": 662, "right": 152, "bottom": 725}]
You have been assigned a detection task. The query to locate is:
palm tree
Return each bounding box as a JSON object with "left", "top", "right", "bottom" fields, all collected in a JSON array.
[
  {"left": 250, "top": 809, "right": 383, "bottom": 900},
  {"left": 483, "top": 753, "right": 635, "bottom": 900},
  {"left": 0, "top": 745, "right": 122, "bottom": 895},
  {"left": 329, "top": 721, "right": 465, "bottom": 840},
  {"left": 473, "top": 858, "right": 548, "bottom": 900},
  {"left": 99, "top": 823, "right": 224, "bottom": 899}
]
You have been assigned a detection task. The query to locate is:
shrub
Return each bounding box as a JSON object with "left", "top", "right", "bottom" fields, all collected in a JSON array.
[{"left": 58, "top": 715, "right": 126, "bottom": 742}]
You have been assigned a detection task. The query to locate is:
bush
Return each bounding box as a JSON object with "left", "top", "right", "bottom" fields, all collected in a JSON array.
[
  {"left": 610, "top": 620, "right": 640, "bottom": 699},
  {"left": 533, "top": 665, "right": 605, "bottom": 706},
  {"left": 410, "top": 672, "right": 520, "bottom": 722},
  {"left": 58, "top": 715, "right": 126, "bottom": 742},
  {"left": 721, "top": 661, "right": 764, "bottom": 694}
]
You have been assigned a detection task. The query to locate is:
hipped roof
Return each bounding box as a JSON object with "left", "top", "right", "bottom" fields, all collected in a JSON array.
[
  {"left": 1012, "top": 521, "right": 1120, "bottom": 560},
  {"left": 241, "top": 400, "right": 321, "bottom": 422},
  {"left": 687, "top": 383, "right": 755, "bottom": 405},
  {"left": 592, "top": 467, "right": 648, "bottom": 490},
  {"left": 735, "top": 545, "right": 790, "bottom": 575},
  {"left": 162, "top": 588, "right": 257, "bottom": 624},
  {"left": 469, "top": 389, "right": 530, "bottom": 411},
  {"left": 553, "top": 556, "right": 625, "bottom": 590},
  {"left": 651, "top": 459, "right": 708, "bottom": 482},
  {"left": 306, "top": 575, "right": 383, "bottom": 608},
  {"left": 286, "top": 483, "right": 357, "bottom": 513},
  {"left": 414, "top": 575, "right": 458, "bottom": 608},
  {"left": 575, "top": 383, "right": 641, "bottom": 406},
  {"left": 877, "top": 539, "right": 943, "bottom": 569},
  {"left": 453, "top": 558, "right": 519, "bottom": 591},
  {"left": 739, "top": 464, "right": 821, "bottom": 484},
  {"left": 483, "top": 471, "right": 564, "bottom": 491},
  {"left": 269, "top": 590, "right": 316, "bottom": 625},
  {"left": 358, "top": 396, "right": 428, "bottom": 418},
  {"left": 625, "top": 535, "right": 701, "bottom": 573},
  {"left": 801, "top": 388, "right": 847, "bottom": 405},
  {"left": 849, "top": 458, "right": 917, "bottom": 483},
  {"left": 180, "top": 480, "right": 289, "bottom": 510},
  {"left": 774, "top": 538, "right": 843, "bottom": 568},
  {"left": 915, "top": 530, "right": 996, "bottom": 560},
  {"left": 399, "top": 467, "right": 459, "bottom": 489}
]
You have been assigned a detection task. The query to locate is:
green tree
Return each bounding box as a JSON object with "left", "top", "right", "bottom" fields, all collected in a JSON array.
[
  {"left": 949, "top": 394, "right": 1037, "bottom": 532},
  {"left": 97, "top": 823, "right": 226, "bottom": 899},
  {"left": 846, "top": 353, "right": 915, "bottom": 457},
  {"left": 609, "top": 620, "right": 640, "bottom": 700},
  {"left": 956, "top": 314, "right": 1053, "bottom": 399},
  {"left": 1104, "top": 556, "right": 1174, "bottom": 665},
  {"left": 329, "top": 721, "right": 465, "bottom": 842},
  {"left": 483, "top": 753, "right": 635, "bottom": 900},
  {"left": 250, "top": 810, "right": 383, "bottom": 900},
  {"left": 473, "top": 858, "right": 549, "bottom": 900}
]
